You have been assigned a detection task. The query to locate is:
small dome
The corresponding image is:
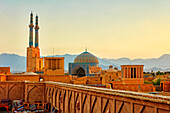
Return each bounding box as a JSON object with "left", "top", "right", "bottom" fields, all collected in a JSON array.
[
  {"left": 74, "top": 51, "right": 99, "bottom": 63},
  {"left": 114, "top": 67, "right": 118, "bottom": 70},
  {"left": 107, "top": 66, "right": 117, "bottom": 72},
  {"left": 22, "top": 72, "right": 38, "bottom": 75},
  {"left": 109, "top": 65, "right": 113, "bottom": 68}
]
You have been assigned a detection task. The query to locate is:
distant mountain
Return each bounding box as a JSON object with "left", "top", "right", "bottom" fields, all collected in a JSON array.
[
  {"left": 0, "top": 53, "right": 26, "bottom": 73},
  {"left": 1, "top": 53, "right": 170, "bottom": 73}
]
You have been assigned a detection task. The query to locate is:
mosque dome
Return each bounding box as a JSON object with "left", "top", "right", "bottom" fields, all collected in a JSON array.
[{"left": 74, "top": 51, "right": 99, "bottom": 63}]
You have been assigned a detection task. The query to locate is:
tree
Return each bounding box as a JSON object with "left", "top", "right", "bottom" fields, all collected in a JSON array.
[
  {"left": 156, "top": 71, "right": 161, "bottom": 75},
  {"left": 152, "top": 78, "right": 161, "bottom": 85},
  {"left": 151, "top": 73, "right": 155, "bottom": 77},
  {"left": 156, "top": 77, "right": 161, "bottom": 85}
]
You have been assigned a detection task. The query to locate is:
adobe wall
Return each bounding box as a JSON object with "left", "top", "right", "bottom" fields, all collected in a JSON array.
[
  {"left": 0, "top": 67, "right": 10, "bottom": 74},
  {"left": 161, "top": 81, "right": 170, "bottom": 92},
  {"left": 0, "top": 81, "right": 45, "bottom": 103},
  {"left": 86, "top": 76, "right": 102, "bottom": 84},
  {"left": 110, "top": 83, "right": 154, "bottom": 92},
  {"left": 0, "top": 81, "right": 169, "bottom": 113},
  {"left": 2, "top": 74, "right": 169, "bottom": 93},
  {"left": 0, "top": 82, "right": 25, "bottom": 101},
  {"left": 45, "top": 81, "right": 170, "bottom": 113},
  {"left": 121, "top": 78, "right": 144, "bottom": 84},
  {"left": 72, "top": 76, "right": 87, "bottom": 85},
  {"left": 5, "top": 75, "right": 72, "bottom": 83},
  {"left": 44, "top": 57, "right": 65, "bottom": 75},
  {"left": 45, "top": 69, "right": 64, "bottom": 75},
  {"left": 71, "top": 76, "right": 102, "bottom": 85},
  {"left": 0, "top": 75, "right": 6, "bottom": 81},
  {"left": 24, "top": 82, "right": 45, "bottom": 103},
  {"left": 40, "top": 75, "right": 72, "bottom": 83},
  {"left": 6, "top": 75, "right": 40, "bottom": 82},
  {"left": 27, "top": 47, "right": 41, "bottom": 72}
]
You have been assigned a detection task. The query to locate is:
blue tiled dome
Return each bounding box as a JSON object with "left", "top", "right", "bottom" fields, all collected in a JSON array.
[{"left": 74, "top": 51, "right": 99, "bottom": 63}]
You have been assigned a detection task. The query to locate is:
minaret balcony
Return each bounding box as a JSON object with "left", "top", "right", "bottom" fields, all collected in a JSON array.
[
  {"left": 35, "top": 26, "right": 39, "bottom": 30},
  {"left": 29, "top": 24, "right": 34, "bottom": 28}
]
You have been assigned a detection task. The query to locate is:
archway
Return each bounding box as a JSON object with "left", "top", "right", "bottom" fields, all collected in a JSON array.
[
  {"left": 77, "top": 67, "right": 85, "bottom": 77},
  {"left": 27, "top": 86, "right": 43, "bottom": 103},
  {"left": 72, "top": 66, "right": 86, "bottom": 77}
]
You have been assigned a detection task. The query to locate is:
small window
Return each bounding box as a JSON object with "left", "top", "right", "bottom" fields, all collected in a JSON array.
[{"left": 100, "top": 77, "right": 102, "bottom": 81}]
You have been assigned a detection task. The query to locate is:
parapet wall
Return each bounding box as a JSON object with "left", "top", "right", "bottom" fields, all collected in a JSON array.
[
  {"left": 46, "top": 81, "right": 170, "bottom": 113},
  {"left": 0, "top": 81, "right": 45, "bottom": 103},
  {"left": 111, "top": 83, "right": 154, "bottom": 92},
  {"left": 6, "top": 74, "right": 72, "bottom": 83},
  {"left": 0, "top": 81, "right": 169, "bottom": 113}
]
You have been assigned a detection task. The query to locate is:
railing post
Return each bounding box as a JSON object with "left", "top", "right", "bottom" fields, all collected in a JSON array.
[
  {"left": 79, "top": 93, "right": 82, "bottom": 113},
  {"left": 90, "top": 94, "right": 91, "bottom": 113},
  {"left": 73, "top": 91, "right": 75, "bottom": 113},
  {"left": 65, "top": 89, "right": 69, "bottom": 113},
  {"left": 111, "top": 98, "right": 115, "bottom": 113},
  {"left": 101, "top": 97, "right": 103, "bottom": 113},
  {"left": 154, "top": 107, "right": 158, "bottom": 113},
  {"left": 131, "top": 102, "right": 134, "bottom": 113}
]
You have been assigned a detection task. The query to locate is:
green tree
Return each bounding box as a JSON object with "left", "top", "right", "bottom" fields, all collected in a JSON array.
[
  {"left": 151, "top": 73, "right": 155, "bottom": 77},
  {"left": 152, "top": 78, "right": 161, "bottom": 85},
  {"left": 156, "top": 77, "right": 161, "bottom": 85},
  {"left": 144, "top": 80, "right": 151, "bottom": 84},
  {"left": 156, "top": 71, "right": 161, "bottom": 75}
]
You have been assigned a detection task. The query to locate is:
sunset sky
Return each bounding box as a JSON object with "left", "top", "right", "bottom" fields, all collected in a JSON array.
[{"left": 1, "top": 0, "right": 170, "bottom": 59}]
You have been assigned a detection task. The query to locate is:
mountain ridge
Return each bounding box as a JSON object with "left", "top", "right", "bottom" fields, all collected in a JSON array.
[{"left": 0, "top": 53, "right": 170, "bottom": 73}]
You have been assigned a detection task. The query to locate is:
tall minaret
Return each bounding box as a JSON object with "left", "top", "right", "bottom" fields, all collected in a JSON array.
[
  {"left": 29, "top": 12, "right": 34, "bottom": 47},
  {"left": 27, "top": 13, "right": 42, "bottom": 72},
  {"left": 35, "top": 14, "right": 39, "bottom": 48}
]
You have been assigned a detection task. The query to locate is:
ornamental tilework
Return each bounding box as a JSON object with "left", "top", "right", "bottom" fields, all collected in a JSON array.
[
  {"left": 74, "top": 51, "right": 99, "bottom": 63},
  {"left": 69, "top": 51, "right": 100, "bottom": 76}
]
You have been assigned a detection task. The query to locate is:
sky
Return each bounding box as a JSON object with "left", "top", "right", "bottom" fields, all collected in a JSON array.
[{"left": 1, "top": 0, "right": 170, "bottom": 59}]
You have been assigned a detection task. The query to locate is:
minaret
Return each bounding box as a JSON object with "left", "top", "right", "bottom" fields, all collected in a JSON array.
[
  {"left": 29, "top": 12, "right": 34, "bottom": 47},
  {"left": 35, "top": 14, "right": 39, "bottom": 48},
  {"left": 27, "top": 13, "right": 42, "bottom": 72}
]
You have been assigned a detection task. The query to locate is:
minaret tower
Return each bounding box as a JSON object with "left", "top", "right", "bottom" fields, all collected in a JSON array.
[
  {"left": 27, "top": 12, "right": 43, "bottom": 72},
  {"left": 35, "top": 15, "right": 39, "bottom": 48},
  {"left": 29, "top": 12, "right": 34, "bottom": 47}
]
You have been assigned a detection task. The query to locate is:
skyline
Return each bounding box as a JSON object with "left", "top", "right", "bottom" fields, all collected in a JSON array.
[{"left": 1, "top": 0, "right": 170, "bottom": 59}]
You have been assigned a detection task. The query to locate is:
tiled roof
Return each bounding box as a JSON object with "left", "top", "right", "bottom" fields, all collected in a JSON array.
[{"left": 74, "top": 51, "right": 99, "bottom": 63}]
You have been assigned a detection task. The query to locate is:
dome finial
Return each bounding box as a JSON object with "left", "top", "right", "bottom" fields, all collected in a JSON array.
[{"left": 85, "top": 47, "right": 87, "bottom": 52}]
